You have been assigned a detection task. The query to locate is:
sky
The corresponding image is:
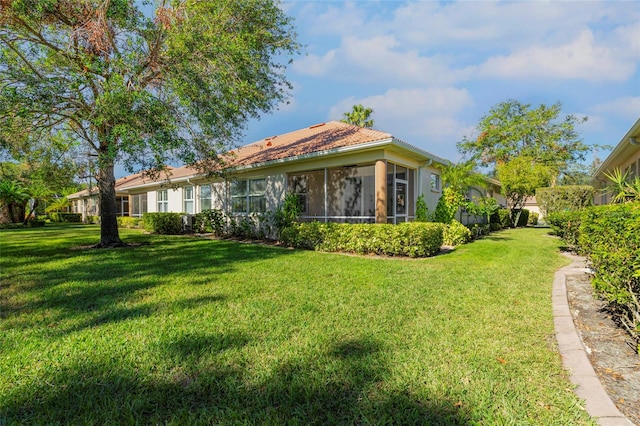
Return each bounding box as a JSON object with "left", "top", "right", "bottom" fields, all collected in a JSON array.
[{"left": 239, "top": 0, "right": 640, "bottom": 166}]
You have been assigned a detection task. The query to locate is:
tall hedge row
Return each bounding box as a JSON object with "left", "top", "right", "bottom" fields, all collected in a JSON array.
[
  {"left": 550, "top": 203, "right": 640, "bottom": 350},
  {"left": 536, "top": 185, "right": 594, "bottom": 217},
  {"left": 143, "top": 213, "right": 182, "bottom": 234},
  {"left": 280, "top": 222, "right": 445, "bottom": 258},
  {"left": 579, "top": 204, "right": 640, "bottom": 348}
]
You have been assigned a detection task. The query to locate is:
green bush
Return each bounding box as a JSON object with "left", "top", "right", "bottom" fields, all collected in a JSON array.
[
  {"left": 117, "top": 216, "right": 143, "bottom": 229},
  {"left": 512, "top": 209, "right": 530, "bottom": 228},
  {"left": 195, "top": 209, "right": 227, "bottom": 236},
  {"left": 536, "top": 185, "right": 594, "bottom": 217},
  {"left": 85, "top": 215, "right": 100, "bottom": 224},
  {"left": 280, "top": 222, "right": 444, "bottom": 258},
  {"left": 578, "top": 203, "right": 640, "bottom": 349},
  {"left": 26, "top": 219, "right": 46, "bottom": 227},
  {"left": 547, "top": 210, "right": 583, "bottom": 248},
  {"left": 528, "top": 212, "right": 539, "bottom": 226},
  {"left": 49, "top": 212, "right": 82, "bottom": 223},
  {"left": 491, "top": 208, "right": 512, "bottom": 229},
  {"left": 443, "top": 220, "right": 472, "bottom": 246},
  {"left": 143, "top": 212, "right": 182, "bottom": 235},
  {"left": 468, "top": 223, "right": 490, "bottom": 239},
  {"left": 415, "top": 194, "right": 429, "bottom": 222}
]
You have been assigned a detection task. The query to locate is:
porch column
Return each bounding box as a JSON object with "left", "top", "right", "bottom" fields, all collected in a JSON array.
[{"left": 375, "top": 159, "right": 387, "bottom": 223}]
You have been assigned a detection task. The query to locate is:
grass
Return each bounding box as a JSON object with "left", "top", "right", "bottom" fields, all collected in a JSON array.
[{"left": 0, "top": 224, "right": 594, "bottom": 425}]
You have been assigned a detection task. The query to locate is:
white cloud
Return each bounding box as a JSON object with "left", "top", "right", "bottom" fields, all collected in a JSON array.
[
  {"left": 590, "top": 96, "right": 640, "bottom": 120},
  {"left": 294, "top": 35, "right": 468, "bottom": 86},
  {"left": 476, "top": 28, "right": 638, "bottom": 82},
  {"left": 328, "top": 87, "right": 474, "bottom": 159}
]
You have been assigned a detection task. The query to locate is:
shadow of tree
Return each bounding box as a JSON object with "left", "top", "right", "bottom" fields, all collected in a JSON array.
[{"left": 0, "top": 334, "right": 470, "bottom": 424}]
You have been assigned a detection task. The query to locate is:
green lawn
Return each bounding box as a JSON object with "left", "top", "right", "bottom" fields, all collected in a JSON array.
[{"left": 0, "top": 225, "right": 594, "bottom": 425}]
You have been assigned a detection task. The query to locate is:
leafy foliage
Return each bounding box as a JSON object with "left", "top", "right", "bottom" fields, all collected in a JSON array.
[
  {"left": 579, "top": 203, "right": 640, "bottom": 350},
  {"left": 0, "top": 0, "right": 300, "bottom": 246},
  {"left": 143, "top": 213, "right": 182, "bottom": 235},
  {"left": 273, "top": 192, "right": 303, "bottom": 235},
  {"left": 496, "top": 156, "right": 552, "bottom": 227},
  {"left": 546, "top": 210, "right": 583, "bottom": 249},
  {"left": 340, "top": 104, "right": 374, "bottom": 128},
  {"left": 457, "top": 99, "right": 589, "bottom": 178},
  {"left": 415, "top": 194, "right": 429, "bottom": 222},
  {"left": 442, "top": 220, "right": 472, "bottom": 246},
  {"left": 48, "top": 212, "right": 82, "bottom": 223},
  {"left": 603, "top": 168, "right": 640, "bottom": 203},
  {"left": 490, "top": 208, "right": 512, "bottom": 230},
  {"left": 434, "top": 188, "right": 460, "bottom": 224},
  {"left": 536, "top": 185, "right": 594, "bottom": 217},
  {"left": 280, "top": 222, "right": 445, "bottom": 258}
]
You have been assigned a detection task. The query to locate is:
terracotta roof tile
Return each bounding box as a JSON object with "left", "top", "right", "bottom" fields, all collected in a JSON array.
[{"left": 223, "top": 121, "right": 392, "bottom": 167}]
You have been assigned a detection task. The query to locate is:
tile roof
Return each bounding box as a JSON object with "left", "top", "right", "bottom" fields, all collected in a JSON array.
[
  {"left": 223, "top": 121, "right": 392, "bottom": 168},
  {"left": 69, "top": 121, "right": 408, "bottom": 195}
]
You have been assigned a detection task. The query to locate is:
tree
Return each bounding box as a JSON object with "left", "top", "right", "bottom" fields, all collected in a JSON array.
[
  {"left": 0, "top": 179, "right": 28, "bottom": 223},
  {"left": 341, "top": 104, "right": 374, "bottom": 128},
  {"left": 604, "top": 168, "right": 640, "bottom": 203},
  {"left": 496, "top": 156, "right": 552, "bottom": 227},
  {"left": 458, "top": 100, "right": 589, "bottom": 181},
  {"left": 438, "top": 160, "right": 486, "bottom": 221},
  {"left": 0, "top": 0, "right": 300, "bottom": 247}
]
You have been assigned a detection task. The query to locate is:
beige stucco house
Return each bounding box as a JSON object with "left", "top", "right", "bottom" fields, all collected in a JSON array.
[
  {"left": 592, "top": 117, "right": 640, "bottom": 205},
  {"left": 68, "top": 121, "right": 503, "bottom": 224}
]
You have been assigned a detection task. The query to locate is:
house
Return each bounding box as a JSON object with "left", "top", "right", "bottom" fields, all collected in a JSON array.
[
  {"left": 68, "top": 121, "right": 503, "bottom": 224},
  {"left": 592, "top": 117, "right": 640, "bottom": 205}
]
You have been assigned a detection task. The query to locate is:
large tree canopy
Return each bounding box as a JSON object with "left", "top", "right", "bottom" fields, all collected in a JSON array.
[
  {"left": 0, "top": 0, "right": 300, "bottom": 246},
  {"left": 457, "top": 100, "right": 589, "bottom": 179}
]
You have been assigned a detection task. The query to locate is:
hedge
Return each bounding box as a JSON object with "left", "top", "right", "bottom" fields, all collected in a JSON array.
[
  {"left": 443, "top": 220, "right": 471, "bottom": 246},
  {"left": 536, "top": 185, "right": 594, "bottom": 217},
  {"left": 117, "top": 216, "right": 143, "bottom": 229},
  {"left": 49, "top": 212, "right": 82, "bottom": 223},
  {"left": 490, "top": 208, "right": 512, "bottom": 229},
  {"left": 547, "top": 210, "right": 583, "bottom": 249},
  {"left": 280, "top": 222, "right": 444, "bottom": 258},
  {"left": 143, "top": 212, "right": 182, "bottom": 235},
  {"left": 579, "top": 203, "right": 640, "bottom": 349}
]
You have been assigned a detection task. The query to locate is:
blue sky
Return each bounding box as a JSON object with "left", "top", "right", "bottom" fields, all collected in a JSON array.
[{"left": 240, "top": 0, "right": 640, "bottom": 165}]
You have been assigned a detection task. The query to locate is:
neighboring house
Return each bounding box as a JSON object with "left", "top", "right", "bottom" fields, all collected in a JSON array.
[
  {"left": 68, "top": 121, "right": 502, "bottom": 224},
  {"left": 592, "top": 117, "right": 640, "bottom": 205}
]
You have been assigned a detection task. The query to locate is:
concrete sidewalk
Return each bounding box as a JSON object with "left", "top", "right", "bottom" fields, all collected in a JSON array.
[{"left": 553, "top": 253, "right": 634, "bottom": 426}]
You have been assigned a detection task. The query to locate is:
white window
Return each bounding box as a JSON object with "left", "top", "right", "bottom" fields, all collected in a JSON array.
[
  {"left": 157, "top": 190, "right": 168, "bottom": 212},
  {"left": 230, "top": 178, "right": 266, "bottom": 213},
  {"left": 183, "top": 186, "right": 194, "bottom": 214},
  {"left": 131, "top": 194, "right": 147, "bottom": 217},
  {"left": 200, "top": 184, "right": 212, "bottom": 211},
  {"left": 430, "top": 173, "right": 441, "bottom": 191}
]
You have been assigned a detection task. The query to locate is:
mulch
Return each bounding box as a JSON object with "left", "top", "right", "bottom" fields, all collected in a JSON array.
[{"left": 565, "top": 272, "right": 640, "bottom": 425}]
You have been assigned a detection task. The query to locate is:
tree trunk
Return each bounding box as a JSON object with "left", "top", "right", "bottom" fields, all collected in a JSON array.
[{"left": 97, "top": 160, "right": 124, "bottom": 247}]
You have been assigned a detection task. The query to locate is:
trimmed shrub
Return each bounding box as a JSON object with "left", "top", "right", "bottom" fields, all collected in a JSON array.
[
  {"left": 49, "top": 212, "right": 82, "bottom": 222},
  {"left": 536, "top": 185, "right": 594, "bottom": 217},
  {"left": 195, "top": 209, "right": 226, "bottom": 236},
  {"left": 143, "top": 212, "right": 182, "bottom": 235},
  {"left": 579, "top": 203, "right": 640, "bottom": 349},
  {"left": 491, "top": 208, "right": 512, "bottom": 229},
  {"left": 443, "top": 220, "right": 472, "bottom": 246},
  {"left": 117, "top": 216, "right": 143, "bottom": 229},
  {"left": 26, "top": 219, "right": 46, "bottom": 227},
  {"left": 280, "top": 222, "right": 444, "bottom": 258},
  {"left": 547, "top": 210, "right": 583, "bottom": 248},
  {"left": 528, "top": 211, "right": 539, "bottom": 226},
  {"left": 512, "top": 209, "right": 530, "bottom": 228},
  {"left": 86, "top": 215, "right": 99, "bottom": 224},
  {"left": 415, "top": 194, "right": 429, "bottom": 222},
  {"left": 468, "top": 223, "right": 490, "bottom": 239}
]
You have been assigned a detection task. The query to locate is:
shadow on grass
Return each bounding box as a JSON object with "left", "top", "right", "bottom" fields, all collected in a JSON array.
[
  {"left": 0, "top": 334, "right": 471, "bottom": 425},
  {"left": 1, "top": 227, "right": 294, "bottom": 335}
]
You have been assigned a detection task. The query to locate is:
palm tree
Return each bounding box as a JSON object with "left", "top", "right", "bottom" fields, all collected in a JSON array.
[
  {"left": 0, "top": 180, "right": 29, "bottom": 223},
  {"left": 604, "top": 168, "right": 640, "bottom": 203},
  {"left": 341, "top": 104, "right": 374, "bottom": 128},
  {"left": 439, "top": 161, "right": 488, "bottom": 221}
]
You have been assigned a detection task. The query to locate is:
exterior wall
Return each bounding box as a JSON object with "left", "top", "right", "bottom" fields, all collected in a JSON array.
[
  {"left": 593, "top": 150, "right": 640, "bottom": 205},
  {"left": 265, "top": 174, "right": 286, "bottom": 212},
  {"left": 147, "top": 191, "right": 158, "bottom": 213}
]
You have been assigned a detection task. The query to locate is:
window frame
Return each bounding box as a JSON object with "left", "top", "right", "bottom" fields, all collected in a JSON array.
[
  {"left": 183, "top": 186, "right": 194, "bottom": 214},
  {"left": 157, "top": 189, "right": 169, "bottom": 213},
  {"left": 230, "top": 178, "right": 266, "bottom": 214}
]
